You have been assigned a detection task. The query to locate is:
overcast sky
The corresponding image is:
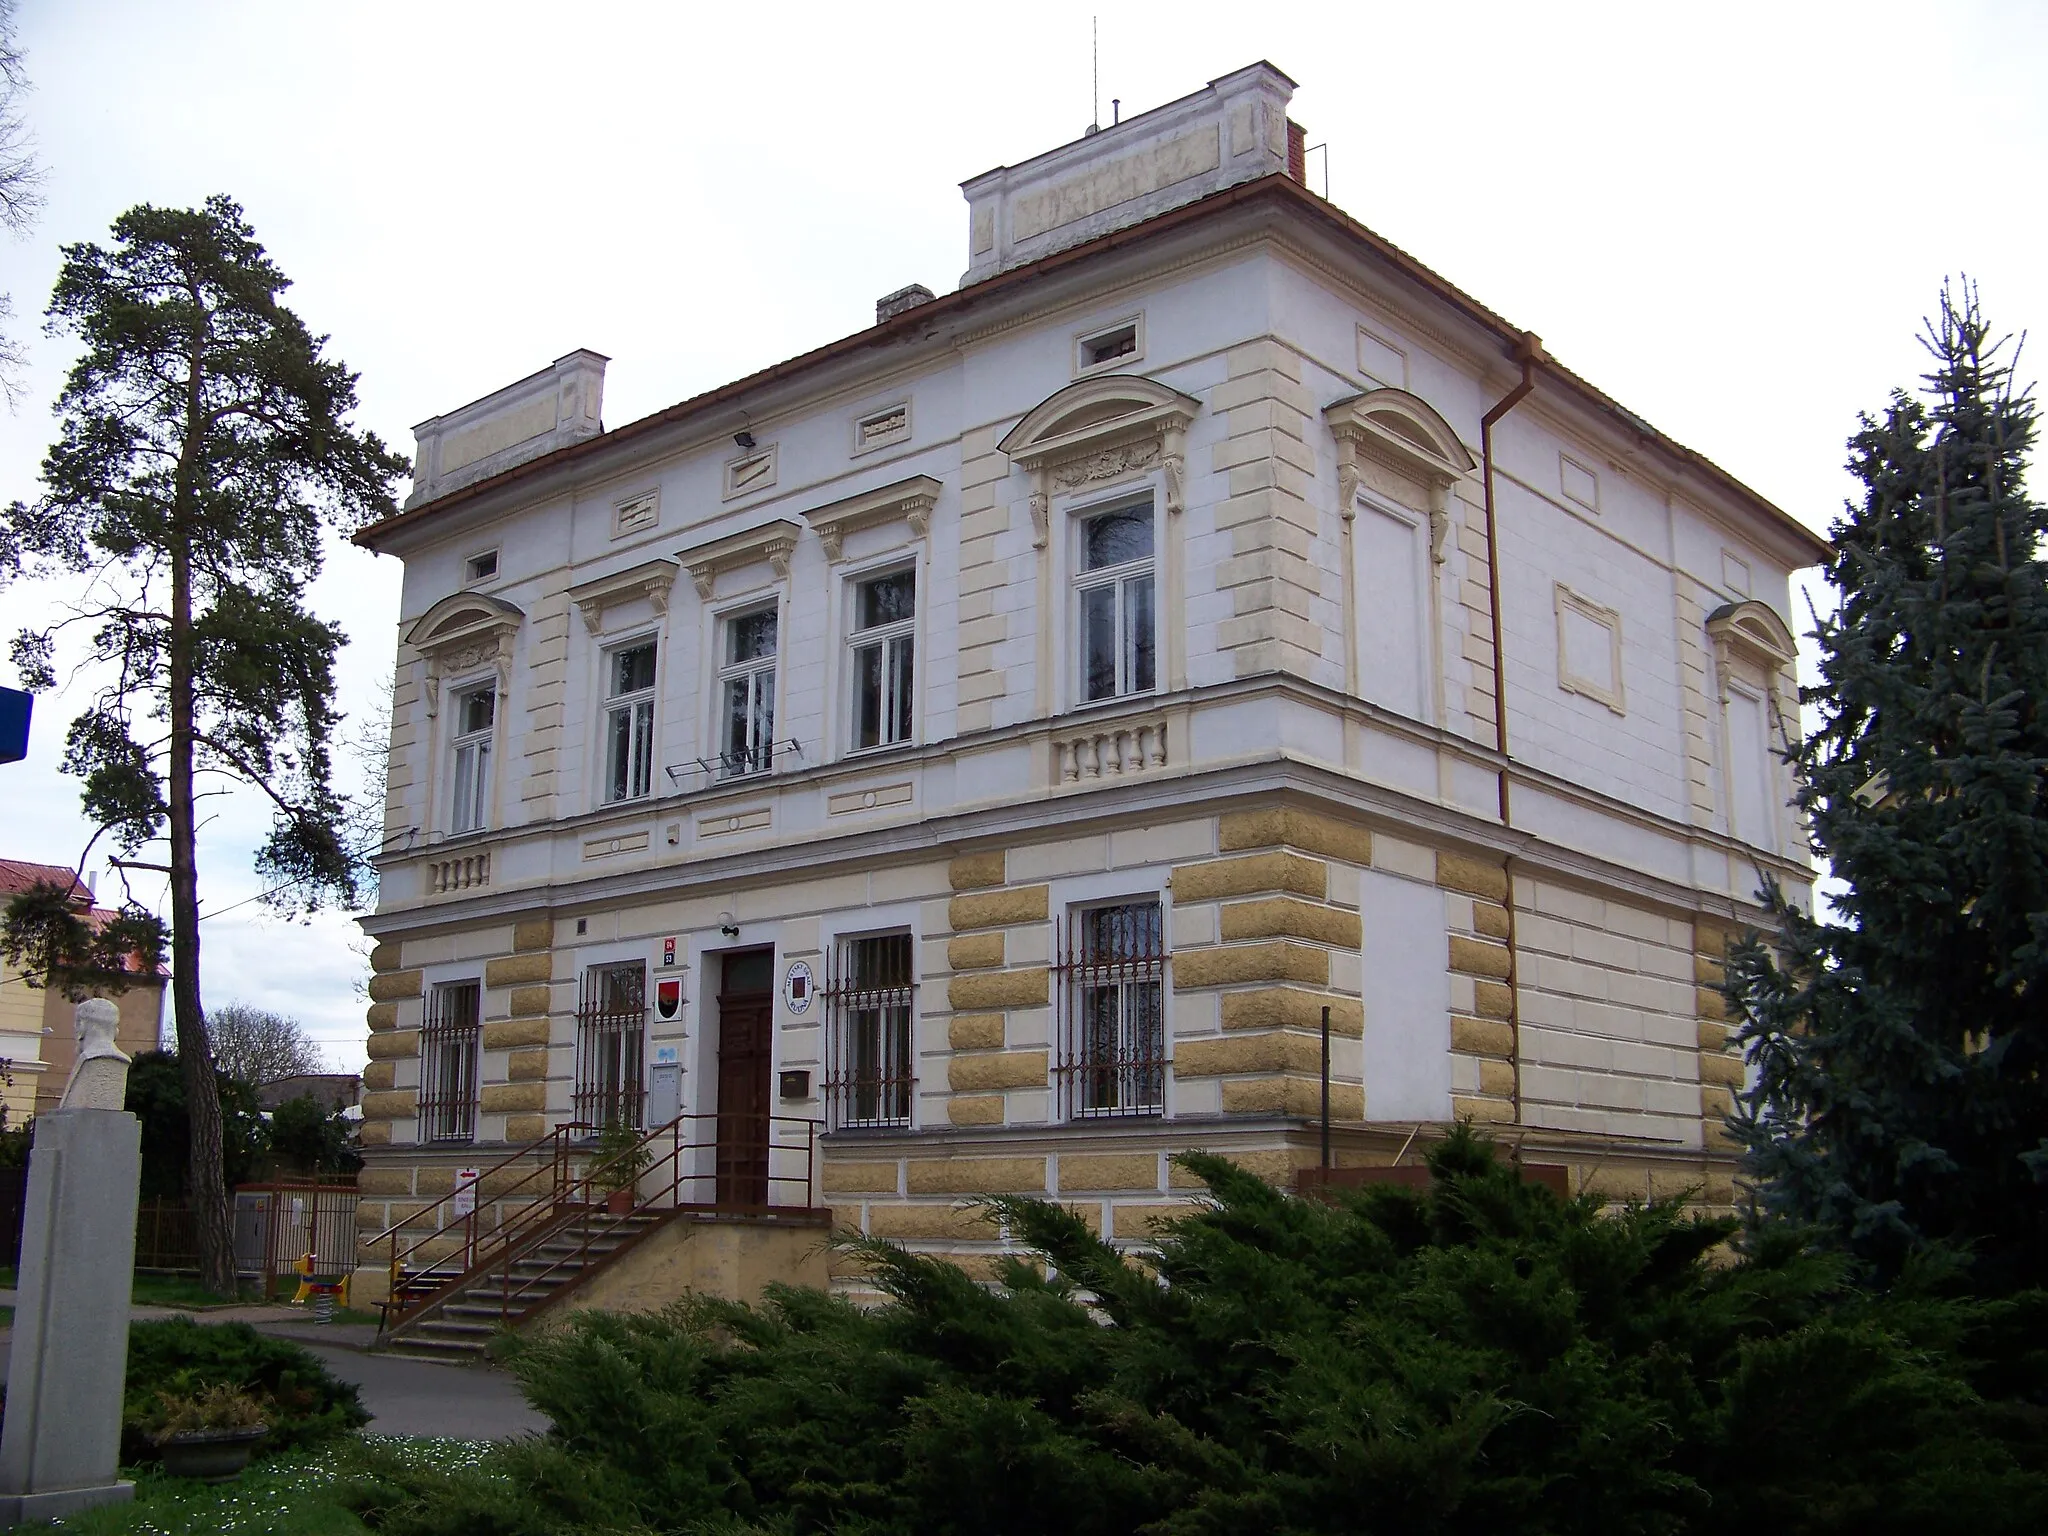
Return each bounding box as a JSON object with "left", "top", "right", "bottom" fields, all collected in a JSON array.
[{"left": 1, "top": 2, "right": 2042, "bottom": 1070}]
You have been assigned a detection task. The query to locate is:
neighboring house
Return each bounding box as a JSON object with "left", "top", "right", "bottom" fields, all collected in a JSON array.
[
  {"left": 255, "top": 1074, "right": 362, "bottom": 1114},
  {"left": 0, "top": 858, "right": 166, "bottom": 1120},
  {"left": 351, "top": 63, "right": 1824, "bottom": 1307}
]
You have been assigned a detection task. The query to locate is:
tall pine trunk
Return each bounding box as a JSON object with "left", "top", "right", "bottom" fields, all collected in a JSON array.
[{"left": 170, "top": 327, "right": 235, "bottom": 1298}]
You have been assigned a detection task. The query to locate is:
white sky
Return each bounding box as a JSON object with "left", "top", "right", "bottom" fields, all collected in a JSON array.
[{"left": 1, "top": 1, "right": 2042, "bottom": 1069}]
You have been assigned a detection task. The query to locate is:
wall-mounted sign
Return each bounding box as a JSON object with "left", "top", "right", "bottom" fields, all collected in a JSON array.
[
  {"left": 653, "top": 1045, "right": 679, "bottom": 1066},
  {"left": 783, "top": 959, "right": 815, "bottom": 1015},
  {"left": 656, "top": 977, "right": 682, "bottom": 1021},
  {"left": 452, "top": 1168, "right": 480, "bottom": 1219},
  {"left": 658, "top": 935, "right": 680, "bottom": 969},
  {"left": 0, "top": 687, "right": 29, "bottom": 765}
]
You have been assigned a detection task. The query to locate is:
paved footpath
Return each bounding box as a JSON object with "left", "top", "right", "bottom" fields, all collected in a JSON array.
[{"left": 0, "top": 1292, "right": 548, "bottom": 1440}]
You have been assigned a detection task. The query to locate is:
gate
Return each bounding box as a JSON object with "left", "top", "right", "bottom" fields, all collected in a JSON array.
[{"left": 232, "top": 1178, "right": 359, "bottom": 1294}]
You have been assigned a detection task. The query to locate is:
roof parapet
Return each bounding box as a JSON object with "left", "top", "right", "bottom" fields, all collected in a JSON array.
[
  {"left": 960, "top": 61, "right": 1297, "bottom": 285},
  {"left": 407, "top": 349, "right": 609, "bottom": 510}
]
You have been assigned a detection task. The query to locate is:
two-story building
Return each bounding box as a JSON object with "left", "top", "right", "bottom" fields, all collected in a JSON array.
[{"left": 351, "top": 62, "right": 1824, "bottom": 1322}]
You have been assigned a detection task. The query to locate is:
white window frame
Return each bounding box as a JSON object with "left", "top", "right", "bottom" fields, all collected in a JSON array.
[
  {"left": 447, "top": 679, "right": 496, "bottom": 833},
  {"left": 846, "top": 564, "right": 917, "bottom": 754},
  {"left": 461, "top": 548, "right": 499, "bottom": 586},
  {"left": 715, "top": 602, "right": 779, "bottom": 779},
  {"left": 1073, "top": 313, "right": 1145, "bottom": 378},
  {"left": 823, "top": 927, "right": 916, "bottom": 1131},
  {"left": 1071, "top": 492, "right": 1160, "bottom": 708},
  {"left": 602, "top": 636, "right": 658, "bottom": 805},
  {"left": 1057, "top": 894, "right": 1168, "bottom": 1121}
]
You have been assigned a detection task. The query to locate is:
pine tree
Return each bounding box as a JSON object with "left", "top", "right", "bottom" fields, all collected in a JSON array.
[
  {"left": 1729, "top": 282, "right": 2048, "bottom": 1287},
  {"left": 0, "top": 197, "right": 405, "bottom": 1292}
]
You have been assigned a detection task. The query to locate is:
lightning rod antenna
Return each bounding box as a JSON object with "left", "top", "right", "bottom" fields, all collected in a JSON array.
[{"left": 1092, "top": 18, "right": 1099, "bottom": 133}]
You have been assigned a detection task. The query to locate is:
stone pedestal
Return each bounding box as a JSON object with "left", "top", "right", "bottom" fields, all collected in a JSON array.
[{"left": 0, "top": 1108, "right": 142, "bottom": 1525}]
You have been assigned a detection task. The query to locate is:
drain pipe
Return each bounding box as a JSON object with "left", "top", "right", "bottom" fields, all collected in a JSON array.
[{"left": 1479, "top": 332, "right": 1548, "bottom": 1123}]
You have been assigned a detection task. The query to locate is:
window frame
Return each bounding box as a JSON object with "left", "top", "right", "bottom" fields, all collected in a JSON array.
[
  {"left": 575, "top": 960, "right": 647, "bottom": 1132},
  {"left": 420, "top": 979, "right": 482, "bottom": 1145},
  {"left": 600, "top": 636, "right": 659, "bottom": 805},
  {"left": 845, "top": 563, "right": 918, "bottom": 755},
  {"left": 1073, "top": 313, "right": 1146, "bottom": 378},
  {"left": 1053, "top": 897, "right": 1167, "bottom": 1121},
  {"left": 715, "top": 601, "right": 780, "bottom": 780},
  {"left": 1070, "top": 492, "right": 1160, "bottom": 708},
  {"left": 447, "top": 679, "right": 496, "bottom": 834},
  {"left": 822, "top": 929, "right": 917, "bottom": 1131}
]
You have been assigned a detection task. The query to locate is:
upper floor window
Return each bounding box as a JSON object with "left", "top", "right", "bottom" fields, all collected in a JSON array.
[
  {"left": 1076, "top": 501, "right": 1156, "bottom": 703},
  {"left": 449, "top": 685, "right": 494, "bottom": 833},
  {"left": 720, "top": 607, "right": 777, "bottom": 778},
  {"left": 1055, "top": 899, "right": 1166, "bottom": 1119},
  {"left": 604, "top": 641, "right": 656, "bottom": 804},
  {"left": 850, "top": 568, "right": 915, "bottom": 751}
]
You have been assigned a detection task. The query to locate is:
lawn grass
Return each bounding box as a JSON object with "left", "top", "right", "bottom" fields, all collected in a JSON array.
[{"left": 45, "top": 1436, "right": 497, "bottom": 1535}]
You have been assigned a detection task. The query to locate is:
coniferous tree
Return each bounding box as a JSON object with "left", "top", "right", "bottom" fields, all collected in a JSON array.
[
  {"left": 1729, "top": 282, "right": 2048, "bottom": 1287},
  {"left": 0, "top": 197, "right": 406, "bottom": 1292}
]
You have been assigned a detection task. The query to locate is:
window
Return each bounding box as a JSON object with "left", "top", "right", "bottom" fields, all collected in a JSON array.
[
  {"left": 719, "top": 607, "right": 777, "bottom": 777},
  {"left": 449, "top": 684, "right": 494, "bottom": 833},
  {"left": 1075, "top": 316, "right": 1143, "bottom": 374},
  {"left": 1728, "top": 686, "right": 1776, "bottom": 853},
  {"left": 603, "top": 641, "right": 656, "bottom": 803},
  {"left": 420, "top": 981, "right": 481, "bottom": 1144},
  {"left": 1075, "top": 501, "right": 1156, "bottom": 703},
  {"left": 463, "top": 550, "right": 499, "bottom": 583},
  {"left": 1055, "top": 901, "right": 1165, "bottom": 1118},
  {"left": 823, "top": 933, "right": 914, "bottom": 1129},
  {"left": 575, "top": 962, "right": 646, "bottom": 1130},
  {"left": 849, "top": 569, "right": 915, "bottom": 751}
]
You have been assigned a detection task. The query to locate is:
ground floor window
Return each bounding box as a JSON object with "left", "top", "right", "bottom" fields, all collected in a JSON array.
[
  {"left": 823, "top": 932, "right": 914, "bottom": 1129},
  {"left": 575, "top": 962, "right": 646, "bottom": 1130},
  {"left": 1055, "top": 900, "right": 1165, "bottom": 1119},
  {"left": 420, "top": 981, "right": 481, "bottom": 1144}
]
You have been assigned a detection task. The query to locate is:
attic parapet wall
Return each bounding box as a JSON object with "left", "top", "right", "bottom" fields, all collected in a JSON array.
[
  {"left": 408, "top": 350, "right": 608, "bottom": 510},
  {"left": 961, "top": 62, "right": 1297, "bottom": 284}
]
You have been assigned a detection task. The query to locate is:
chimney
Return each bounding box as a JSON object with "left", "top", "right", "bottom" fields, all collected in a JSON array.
[
  {"left": 876, "top": 284, "right": 936, "bottom": 325},
  {"left": 1287, "top": 119, "right": 1307, "bottom": 182}
]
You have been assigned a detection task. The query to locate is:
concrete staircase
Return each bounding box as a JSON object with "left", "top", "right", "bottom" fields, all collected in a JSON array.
[{"left": 381, "top": 1208, "right": 667, "bottom": 1359}]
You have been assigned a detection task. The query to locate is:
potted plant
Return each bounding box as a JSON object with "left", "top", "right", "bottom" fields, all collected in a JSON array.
[
  {"left": 149, "top": 1384, "right": 269, "bottom": 1482},
  {"left": 592, "top": 1117, "right": 649, "bottom": 1215}
]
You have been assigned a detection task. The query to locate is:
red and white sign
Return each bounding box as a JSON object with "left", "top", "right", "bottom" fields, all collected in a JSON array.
[
  {"left": 656, "top": 976, "right": 682, "bottom": 1021},
  {"left": 452, "top": 1168, "right": 480, "bottom": 1219},
  {"left": 658, "top": 935, "right": 679, "bottom": 969}
]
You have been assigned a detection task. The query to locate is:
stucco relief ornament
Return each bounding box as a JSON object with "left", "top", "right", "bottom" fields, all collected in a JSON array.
[
  {"left": 1050, "top": 437, "right": 1161, "bottom": 493},
  {"left": 1028, "top": 488, "right": 1051, "bottom": 549}
]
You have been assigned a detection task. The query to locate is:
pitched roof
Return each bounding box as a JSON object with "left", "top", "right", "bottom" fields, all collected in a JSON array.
[
  {"left": 354, "top": 172, "right": 1829, "bottom": 564},
  {"left": 0, "top": 858, "right": 89, "bottom": 902}
]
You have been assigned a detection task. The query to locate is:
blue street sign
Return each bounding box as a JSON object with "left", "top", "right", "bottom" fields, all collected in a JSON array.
[{"left": 0, "top": 687, "right": 30, "bottom": 764}]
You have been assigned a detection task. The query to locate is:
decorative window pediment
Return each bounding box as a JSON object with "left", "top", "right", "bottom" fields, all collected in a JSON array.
[
  {"left": 1323, "top": 388, "right": 1477, "bottom": 563},
  {"left": 568, "top": 557, "right": 680, "bottom": 635},
  {"left": 1000, "top": 375, "right": 1200, "bottom": 546},
  {"left": 803, "top": 475, "right": 940, "bottom": 563},
  {"left": 677, "top": 518, "right": 802, "bottom": 600},
  {"left": 406, "top": 592, "right": 525, "bottom": 716},
  {"left": 1705, "top": 599, "right": 1796, "bottom": 703}
]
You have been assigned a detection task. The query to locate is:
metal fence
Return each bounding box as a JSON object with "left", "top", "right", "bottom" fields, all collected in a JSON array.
[{"left": 233, "top": 1179, "right": 360, "bottom": 1292}]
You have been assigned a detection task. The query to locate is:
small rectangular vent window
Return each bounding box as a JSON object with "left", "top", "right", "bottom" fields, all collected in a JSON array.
[
  {"left": 1081, "top": 324, "right": 1138, "bottom": 370},
  {"left": 614, "top": 493, "right": 659, "bottom": 538},
  {"left": 464, "top": 550, "right": 499, "bottom": 583},
  {"left": 854, "top": 403, "right": 910, "bottom": 455}
]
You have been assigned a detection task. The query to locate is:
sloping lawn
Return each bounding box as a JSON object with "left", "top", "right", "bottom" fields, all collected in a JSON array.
[{"left": 45, "top": 1436, "right": 495, "bottom": 1536}]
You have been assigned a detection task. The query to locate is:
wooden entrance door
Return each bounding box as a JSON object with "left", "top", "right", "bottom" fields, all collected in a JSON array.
[{"left": 714, "top": 950, "right": 774, "bottom": 1206}]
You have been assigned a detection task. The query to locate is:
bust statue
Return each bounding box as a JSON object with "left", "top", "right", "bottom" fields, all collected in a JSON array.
[{"left": 58, "top": 998, "right": 131, "bottom": 1111}]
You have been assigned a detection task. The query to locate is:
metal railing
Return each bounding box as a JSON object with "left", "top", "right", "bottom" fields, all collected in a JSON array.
[{"left": 366, "top": 1112, "right": 821, "bottom": 1336}]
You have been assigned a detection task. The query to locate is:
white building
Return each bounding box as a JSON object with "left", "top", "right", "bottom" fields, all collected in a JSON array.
[{"left": 352, "top": 63, "right": 1824, "bottom": 1333}]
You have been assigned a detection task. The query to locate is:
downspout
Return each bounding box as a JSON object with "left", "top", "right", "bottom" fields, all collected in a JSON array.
[{"left": 1479, "top": 332, "right": 1548, "bottom": 1125}]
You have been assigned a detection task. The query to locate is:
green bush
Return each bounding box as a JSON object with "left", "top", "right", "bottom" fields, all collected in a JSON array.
[
  {"left": 121, "top": 1318, "right": 367, "bottom": 1462},
  {"left": 360, "top": 1128, "right": 2048, "bottom": 1536}
]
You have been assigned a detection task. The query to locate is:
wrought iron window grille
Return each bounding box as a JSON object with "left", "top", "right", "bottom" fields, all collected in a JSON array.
[
  {"left": 419, "top": 981, "right": 482, "bottom": 1144},
  {"left": 821, "top": 933, "right": 916, "bottom": 1130},
  {"left": 574, "top": 963, "right": 648, "bottom": 1132},
  {"left": 1053, "top": 902, "right": 1167, "bottom": 1120}
]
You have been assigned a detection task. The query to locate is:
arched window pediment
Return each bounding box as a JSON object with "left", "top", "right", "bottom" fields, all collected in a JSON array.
[
  {"left": 1324, "top": 388, "right": 1477, "bottom": 564},
  {"left": 1705, "top": 599, "right": 1796, "bottom": 704},
  {"left": 1000, "top": 374, "right": 1200, "bottom": 545},
  {"left": 406, "top": 591, "right": 525, "bottom": 716}
]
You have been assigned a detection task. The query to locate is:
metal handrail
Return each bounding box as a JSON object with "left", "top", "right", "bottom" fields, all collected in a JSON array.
[{"left": 375, "top": 1112, "right": 821, "bottom": 1336}]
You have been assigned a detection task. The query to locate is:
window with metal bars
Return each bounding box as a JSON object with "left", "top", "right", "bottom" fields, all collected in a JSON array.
[
  {"left": 574, "top": 962, "right": 646, "bottom": 1130},
  {"left": 822, "top": 933, "right": 915, "bottom": 1129},
  {"left": 419, "top": 981, "right": 481, "bottom": 1143},
  {"left": 1054, "top": 901, "right": 1166, "bottom": 1119}
]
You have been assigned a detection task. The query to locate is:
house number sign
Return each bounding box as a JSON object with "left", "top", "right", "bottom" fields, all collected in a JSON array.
[{"left": 783, "top": 959, "right": 814, "bottom": 1015}]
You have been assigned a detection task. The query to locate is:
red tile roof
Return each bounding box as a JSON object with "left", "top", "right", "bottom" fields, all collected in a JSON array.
[{"left": 0, "top": 858, "right": 89, "bottom": 902}]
